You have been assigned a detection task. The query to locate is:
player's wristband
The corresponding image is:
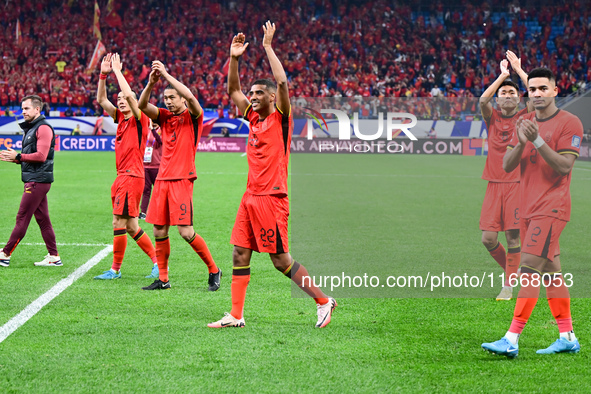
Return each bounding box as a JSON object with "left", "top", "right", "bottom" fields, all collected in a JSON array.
[
  {"left": 532, "top": 136, "right": 545, "bottom": 149},
  {"left": 99, "top": 73, "right": 108, "bottom": 80}
]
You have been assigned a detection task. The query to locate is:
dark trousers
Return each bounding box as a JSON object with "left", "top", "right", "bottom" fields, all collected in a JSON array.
[
  {"left": 141, "top": 168, "right": 159, "bottom": 214},
  {"left": 3, "top": 182, "right": 58, "bottom": 256}
]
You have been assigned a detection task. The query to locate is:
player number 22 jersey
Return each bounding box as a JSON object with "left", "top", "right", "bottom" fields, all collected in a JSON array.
[{"left": 244, "top": 104, "right": 293, "bottom": 196}]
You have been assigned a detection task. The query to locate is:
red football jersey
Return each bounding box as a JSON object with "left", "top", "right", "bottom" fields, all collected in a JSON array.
[
  {"left": 114, "top": 110, "right": 149, "bottom": 177},
  {"left": 482, "top": 107, "right": 529, "bottom": 182},
  {"left": 508, "top": 109, "right": 583, "bottom": 221},
  {"left": 245, "top": 104, "right": 293, "bottom": 196},
  {"left": 155, "top": 108, "right": 203, "bottom": 181}
]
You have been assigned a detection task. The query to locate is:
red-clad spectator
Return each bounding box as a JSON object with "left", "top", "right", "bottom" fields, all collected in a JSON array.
[{"left": 0, "top": 0, "right": 588, "bottom": 116}]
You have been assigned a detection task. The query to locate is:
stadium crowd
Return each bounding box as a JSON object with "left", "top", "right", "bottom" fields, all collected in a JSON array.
[{"left": 0, "top": 0, "right": 590, "bottom": 116}]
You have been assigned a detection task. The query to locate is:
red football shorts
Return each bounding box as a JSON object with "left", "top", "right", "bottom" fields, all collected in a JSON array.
[
  {"left": 146, "top": 179, "right": 194, "bottom": 226},
  {"left": 521, "top": 216, "right": 566, "bottom": 262},
  {"left": 480, "top": 181, "right": 520, "bottom": 232},
  {"left": 111, "top": 175, "right": 144, "bottom": 217},
  {"left": 231, "top": 193, "right": 289, "bottom": 254}
]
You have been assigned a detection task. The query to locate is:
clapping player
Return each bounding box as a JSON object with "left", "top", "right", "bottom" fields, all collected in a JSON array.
[
  {"left": 482, "top": 68, "right": 583, "bottom": 357},
  {"left": 478, "top": 52, "right": 532, "bottom": 301}
]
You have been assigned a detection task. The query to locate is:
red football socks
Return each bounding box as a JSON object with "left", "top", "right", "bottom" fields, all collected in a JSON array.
[
  {"left": 111, "top": 228, "right": 127, "bottom": 271},
  {"left": 155, "top": 236, "right": 170, "bottom": 282},
  {"left": 509, "top": 298, "right": 537, "bottom": 334},
  {"left": 187, "top": 233, "right": 218, "bottom": 274},
  {"left": 133, "top": 228, "right": 157, "bottom": 264},
  {"left": 508, "top": 271, "right": 541, "bottom": 333},
  {"left": 547, "top": 275, "right": 572, "bottom": 330},
  {"left": 506, "top": 246, "right": 521, "bottom": 285},
  {"left": 230, "top": 267, "right": 250, "bottom": 319},
  {"left": 488, "top": 242, "right": 506, "bottom": 271}
]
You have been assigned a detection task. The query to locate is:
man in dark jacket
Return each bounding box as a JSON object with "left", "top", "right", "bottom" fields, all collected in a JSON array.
[{"left": 0, "top": 95, "right": 62, "bottom": 267}]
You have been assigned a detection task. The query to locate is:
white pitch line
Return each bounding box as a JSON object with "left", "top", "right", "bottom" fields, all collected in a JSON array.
[{"left": 0, "top": 245, "right": 113, "bottom": 344}]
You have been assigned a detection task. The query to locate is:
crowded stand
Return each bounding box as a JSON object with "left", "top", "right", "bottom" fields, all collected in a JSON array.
[{"left": 0, "top": 0, "right": 589, "bottom": 119}]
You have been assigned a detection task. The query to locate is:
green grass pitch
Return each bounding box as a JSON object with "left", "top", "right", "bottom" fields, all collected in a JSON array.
[{"left": 1, "top": 151, "right": 590, "bottom": 392}]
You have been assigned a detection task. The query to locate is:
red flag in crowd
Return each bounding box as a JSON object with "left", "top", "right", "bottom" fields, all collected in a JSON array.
[
  {"left": 105, "top": 0, "right": 115, "bottom": 15},
  {"left": 138, "top": 64, "right": 151, "bottom": 81},
  {"left": 105, "top": 0, "right": 122, "bottom": 28},
  {"left": 201, "top": 118, "right": 217, "bottom": 138},
  {"left": 15, "top": 20, "right": 21, "bottom": 44},
  {"left": 93, "top": 1, "right": 102, "bottom": 40},
  {"left": 87, "top": 40, "right": 106, "bottom": 72},
  {"left": 221, "top": 58, "right": 230, "bottom": 76}
]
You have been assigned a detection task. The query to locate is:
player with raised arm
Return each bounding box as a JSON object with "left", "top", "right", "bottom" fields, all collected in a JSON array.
[
  {"left": 138, "top": 60, "right": 221, "bottom": 291},
  {"left": 208, "top": 21, "right": 336, "bottom": 329},
  {"left": 505, "top": 50, "right": 530, "bottom": 93},
  {"left": 478, "top": 53, "right": 531, "bottom": 301},
  {"left": 94, "top": 53, "right": 159, "bottom": 280},
  {"left": 482, "top": 68, "right": 583, "bottom": 357}
]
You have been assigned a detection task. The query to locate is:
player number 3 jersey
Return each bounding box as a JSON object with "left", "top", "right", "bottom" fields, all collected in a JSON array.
[{"left": 156, "top": 108, "right": 203, "bottom": 181}]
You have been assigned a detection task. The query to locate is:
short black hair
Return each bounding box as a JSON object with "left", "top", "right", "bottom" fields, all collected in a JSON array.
[
  {"left": 251, "top": 79, "right": 277, "bottom": 92},
  {"left": 495, "top": 80, "right": 519, "bottom": 95},
  {"left": 164, "top": 84, "right": 179, "bottom": 94},
  {"left": 22, "top": 95, "right": 43, "bottom": 109},
  {"left": 528, "top": 67, "right": 556, "bottom": 83}
]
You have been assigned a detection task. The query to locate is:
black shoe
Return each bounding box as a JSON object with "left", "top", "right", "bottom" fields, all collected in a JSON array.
[
  {"left": 139, "top": 212, "right": 147, "bottom": 220},
  {"left": 208, "top": 268, "right": 222, "bottom": 291},
  {"left": 142, "top": 279, "right": 171, "bottom": 290}
]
